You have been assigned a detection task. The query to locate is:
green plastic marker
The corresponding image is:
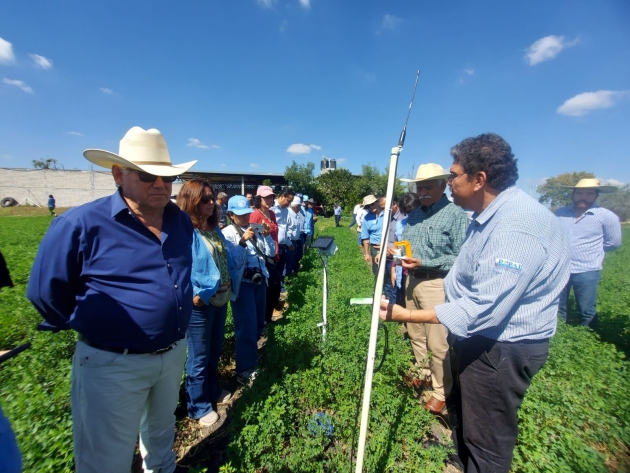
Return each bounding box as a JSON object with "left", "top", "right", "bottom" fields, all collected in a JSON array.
[{"left": 350, "top": 298, "right": 373, "bottom": 305}]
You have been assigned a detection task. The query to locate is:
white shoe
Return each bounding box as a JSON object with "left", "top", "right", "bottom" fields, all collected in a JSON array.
[
  {"left": 199, "top": 410, "right": 219, "bottom": 426},
  {"left": 217, "top": 389, "right": 232, "bottom": 404}
]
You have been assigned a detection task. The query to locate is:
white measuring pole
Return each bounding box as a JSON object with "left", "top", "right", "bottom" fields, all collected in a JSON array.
[
  {"left": 321, "top": 255, "right": 328, "bottom": 341},
  {"left": 354, "top": 146, "right": 401, "bottom": 472}
]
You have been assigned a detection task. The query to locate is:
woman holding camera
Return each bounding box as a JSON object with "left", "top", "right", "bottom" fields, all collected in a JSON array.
[
  {"left": 177, "top": 180, "right": 244, "bottom": 427},
  {"left": 222, "top": 195, "right": 275, "bottom": 384}
]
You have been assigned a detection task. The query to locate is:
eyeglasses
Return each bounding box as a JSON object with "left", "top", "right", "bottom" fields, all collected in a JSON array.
[
  {"left": 200, "top": 194, "right": 215, "bottom": 204},
  {"left": 447, "top": 172, "right": 466, "bottom": 183},
  {"left": 127, "top": 168, "right": 178, "bottom": 183}
]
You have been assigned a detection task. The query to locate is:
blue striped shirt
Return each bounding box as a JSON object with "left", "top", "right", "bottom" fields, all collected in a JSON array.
[
  {"left": 555, "top": 205, "right": 622, "bottom": 273},
  {"left": 435, "top": 187, "right": 570, "bottom": 342}
]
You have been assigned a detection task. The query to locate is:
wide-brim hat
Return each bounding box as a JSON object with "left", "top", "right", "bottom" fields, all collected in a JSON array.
[
  {"left": 362, "top": 194, "right": 378, "bottom": 206},
  {"left": 308, "top": 198, "right": 315, "bottom": 204},
  {"left": 83, "top": 126, "right": 197, "bottom": 177},
  {"left": 562, "top": 178, "right": 618, "bottom": 194},
  {"left": 400, "top": 163, "right": 449, "bottom": 183}
]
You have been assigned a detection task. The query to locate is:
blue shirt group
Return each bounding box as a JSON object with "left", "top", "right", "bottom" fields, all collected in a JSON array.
[{"left": 27, "top": 189, "right": 194, "bottom": 352}]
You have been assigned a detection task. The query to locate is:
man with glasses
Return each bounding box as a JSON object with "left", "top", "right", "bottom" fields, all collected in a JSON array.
[
  {"left": 27, "top": 126, "right": 197, "bottom": 473},
  {"left": 380, "top": 134, "right": 570, "bottom": 473},
  {"left": 398, "top": 164, "right": 468, "bottom": 415}
]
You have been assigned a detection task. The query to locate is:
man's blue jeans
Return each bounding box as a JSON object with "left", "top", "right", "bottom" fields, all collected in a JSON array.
[
  {"left": 231, "top": 280, "right": 266, "bottom": 373},
  {"left": 557, "top": 270, "right": 601, "bottom": 328},
  {"left": 185, "top": 303, "right": 228, "bottom": 419},
  {"left": 349, "top": 213, "right": 357, "bottom": 228}
]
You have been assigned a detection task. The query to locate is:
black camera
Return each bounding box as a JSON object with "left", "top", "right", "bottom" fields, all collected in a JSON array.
[{"left": 243, "top": 267, "right": 264, "bottom": 285}]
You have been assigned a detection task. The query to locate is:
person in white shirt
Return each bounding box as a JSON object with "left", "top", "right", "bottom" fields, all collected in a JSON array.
[{"left": 349, "top": 202, "right": 363, "bottom": 229}]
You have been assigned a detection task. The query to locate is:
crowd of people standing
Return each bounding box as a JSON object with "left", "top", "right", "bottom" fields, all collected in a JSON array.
[{"left": 6, "top": 125, "right": 621, "bottom": 473}]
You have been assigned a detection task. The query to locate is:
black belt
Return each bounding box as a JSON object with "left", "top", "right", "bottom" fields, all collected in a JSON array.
[
  {"left": 79, "top": 336, "right": 181, "bottom": 355},
  {"left": 410, "top": 269, "right": 448, "bottom": 280}
]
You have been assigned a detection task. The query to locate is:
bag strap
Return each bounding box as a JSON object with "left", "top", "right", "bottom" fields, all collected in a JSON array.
[{"left": 232, "top": 224, "right": 267, "bottom": 260}]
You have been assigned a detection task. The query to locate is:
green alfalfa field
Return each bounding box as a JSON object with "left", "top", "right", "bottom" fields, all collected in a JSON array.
[{"left": 0, "top": 211, "right": 629, "bottom": 472}]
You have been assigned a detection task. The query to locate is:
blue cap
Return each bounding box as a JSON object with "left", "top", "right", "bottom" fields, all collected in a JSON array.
[
  {"left": 227, "top": 195, "right": 253, "bottom": 215},
  {"left": 302, "top": 194, "right": 309, "bottom": 201}
]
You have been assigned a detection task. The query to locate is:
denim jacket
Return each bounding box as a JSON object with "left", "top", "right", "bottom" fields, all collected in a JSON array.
[{"left": 192, "top": 229, "right": 245, "bottom": 305}]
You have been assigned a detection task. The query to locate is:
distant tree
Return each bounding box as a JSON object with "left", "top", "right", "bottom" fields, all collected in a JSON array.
[
  {"left": 599, "top": 185, "right": 630, "bottom": 222},
  {"left": 537, "top": 172, "right": 595, "bottom": 209},
  {"left": 352, "top": 164, "right": 406, "bottom": 205},
  {"left": 261, "top": 178, "right": 272, "bottom": 186},
  {"left": 32, "top": 158, "right": 60, "bottom": 170},
  {"left": 284, "top": 161, "right": 318, "bottom": 198},
  {"left": 316, "top": 168, "right": 355, "bottom": 214}
]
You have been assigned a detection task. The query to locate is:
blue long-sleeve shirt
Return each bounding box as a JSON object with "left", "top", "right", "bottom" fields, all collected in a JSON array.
[
  {"left": 303, "top": 206, "right": 314, "bottom": 235},
  {"left": 435, "top": 187, "right": 570, "bottom": 342},
  {"left": 27, "top": 189, "right": 194, "bottom": 352},
  {"left": 555, "top": 205, "right": 622, "bottom": 273}
]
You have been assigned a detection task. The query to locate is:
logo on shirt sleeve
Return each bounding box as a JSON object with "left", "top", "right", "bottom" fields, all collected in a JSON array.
[{"left": 495, "top": 258, "right": 522, "bottom": 272}]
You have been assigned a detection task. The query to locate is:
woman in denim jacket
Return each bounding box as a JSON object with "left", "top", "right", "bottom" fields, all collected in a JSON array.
[
  {"left": 222, "top": 195, "right": 275, "bottom": 385},
  {"left": 177, "top": 180, "right": 244, "bottom": 427}
]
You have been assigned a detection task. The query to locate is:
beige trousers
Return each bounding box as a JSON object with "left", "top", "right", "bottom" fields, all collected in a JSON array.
[{"left": 405, "top": 276, "right": 452, "bottom": 401}]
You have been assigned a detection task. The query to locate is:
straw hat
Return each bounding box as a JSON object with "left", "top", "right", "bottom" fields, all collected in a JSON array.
[
  {"left": 400, "top": 163, "right": 449, "bottom": 183},
  {"left": 562, "top": 178, "right": 617, "bottom": 194},
  {"left": 362, "top": 195, "right": 378, "bottom": 206},
  {"left": 83, "top": 126, "right": 197, "bottom": 177}
]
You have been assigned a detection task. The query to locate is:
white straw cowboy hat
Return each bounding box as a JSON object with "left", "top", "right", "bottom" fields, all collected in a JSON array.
[
  {"left": 562, "top": 178, "right": 618, "bottom": 194},
  {"left": 83, "top": 126, "right": 197, "bottom": 177},
  {"left": 362, "top": 195, "right": 378, "bottom": 206},
  {"left": 400, "top": 163, "right": 450, "bottom": 183}
]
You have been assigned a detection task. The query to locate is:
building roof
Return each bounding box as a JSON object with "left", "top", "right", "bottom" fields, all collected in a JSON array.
[{"left": 180, "top": 169, "right": 287, "bottom": 186}]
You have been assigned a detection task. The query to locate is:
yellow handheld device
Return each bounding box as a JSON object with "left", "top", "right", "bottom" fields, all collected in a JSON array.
[{"left": 394, "top": 240, "right": 412, "bottom": 258}]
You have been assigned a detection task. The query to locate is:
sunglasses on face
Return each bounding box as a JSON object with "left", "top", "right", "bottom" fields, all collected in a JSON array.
[
  {"left": 127, "top": 168, "right": 177, "bottom": 183},
  {"left": 200, "top": 194, "right": 215, "bottom": 204}
]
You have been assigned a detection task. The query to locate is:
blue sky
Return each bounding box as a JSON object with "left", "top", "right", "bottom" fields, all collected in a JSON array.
[{"left": 1, "top": 0, "right": 629, "bottom": 194}]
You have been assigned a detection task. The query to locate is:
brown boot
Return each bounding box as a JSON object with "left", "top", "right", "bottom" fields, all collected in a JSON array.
[{"left": 423, "top": 396, "right": 446, "bottom": 414}]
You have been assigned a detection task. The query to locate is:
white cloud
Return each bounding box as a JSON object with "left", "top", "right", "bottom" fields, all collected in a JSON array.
[
  {"left": 280, "top": 20, "right": 288, "bottom": 33},
  {"left": 250, "top": 163, "right": 259, "bottom": 168},
  {"left": 600, "top": 178, "right": 626, "bottom": 187},
  {"left": 464, "top": 68, "right": 474, "bottom": 75},
  {"left": 0, "top": 37, "right": 15, "bottom": 64},
  {"left": 2, "top": 154, "right": 12, "bottom": 159},
  {"left": 557, "top": 90, "right": 628, "bottom": 116},
  {"left": 210, "top": 144, "right": 221, "bottom": 149},
  {"left": 100, "top": 87, "right": 114, "bottom": 94},
  {"left": 187, "top": 138, "right": 210, "bottom": 149},
  {"left": 298, "top": 0, "right": 310, "bottom": 8},
  {"left": 286, "top": 143, "right": 322, "bottom": 154},
  {"left": 30, "top": 53, "right": 53, "bottom": 69},
  {"left": 221, "top": 163, "right": 226, "bottom": 167},
  {"left": 2, "top": 78, "right": 33, "bottom": 93},
  {"left": 336, "top": 158, "right": 346, "bottom": 163},
  {"left": 525, "top": 35, "right": 578, "bottom": 66},
  {"left": 256, "top": 0, "right": 275, "bottom": 8},
  {"left": 66, "top": 131, "right": 84, "bottom": 136},
  {"left": 382, "top": 14, "right": 402, "bottom": 30}
]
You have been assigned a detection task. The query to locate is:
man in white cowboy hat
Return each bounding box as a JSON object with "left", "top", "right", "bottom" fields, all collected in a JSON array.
[
  {"left": 360, "top": 194, "right": 386, "bottom": 275},
  {"left": 27, "top": 126, "right": 197, "bottom": 473},
  {"left": 397, "top": 163, "right": 468, "bottom": 415},
  {"left": 555, "top": 178, "right": 622, "bottom": 328}
]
